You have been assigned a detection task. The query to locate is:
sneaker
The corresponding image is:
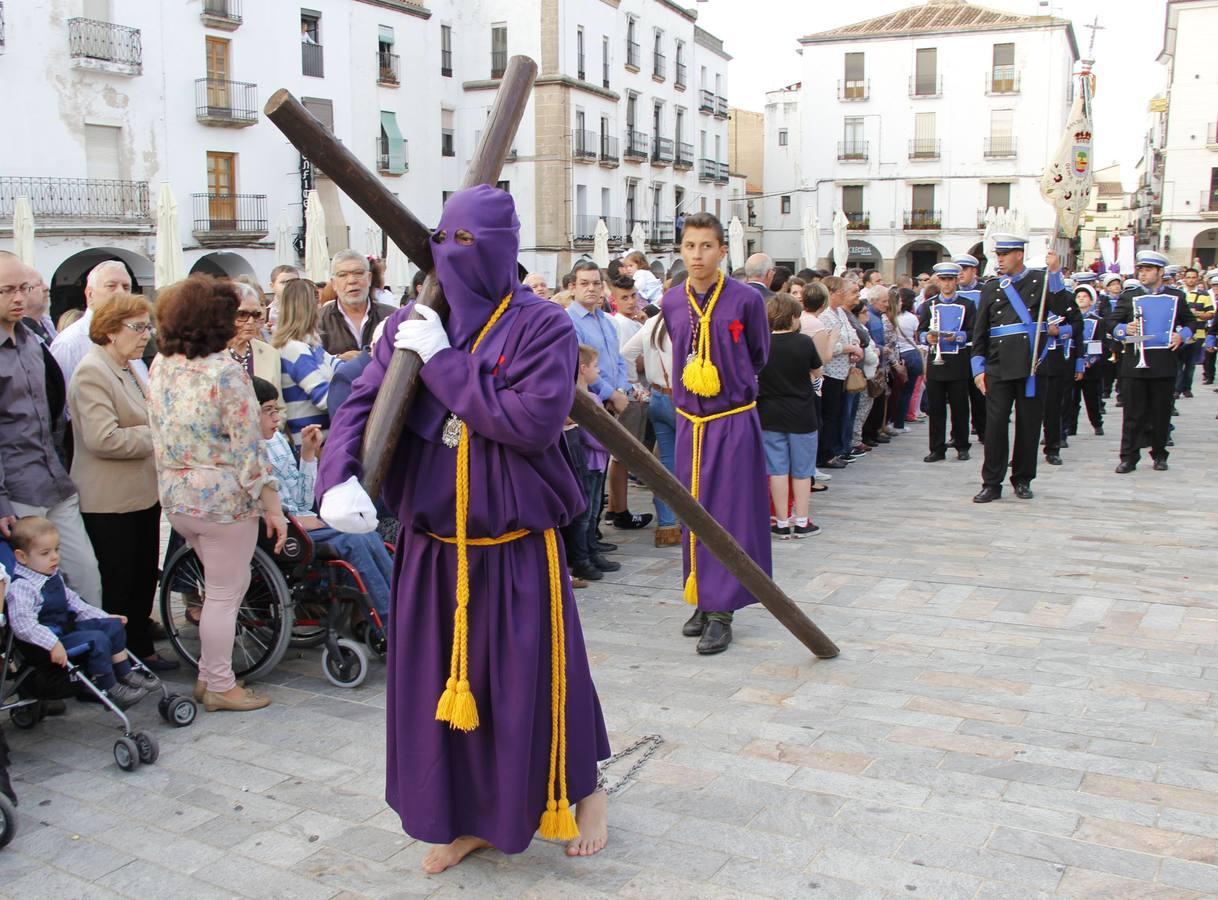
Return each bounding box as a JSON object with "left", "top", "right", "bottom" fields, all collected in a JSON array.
[
  {"left": 610, "top": 512, "right": 653, "bottom": 530},
  {"left": 892, "top": 426, "right": 911, "bottom": 434},
  {"left": 793, "top": 522, "right": 822, "bottom": 537},
  {"left": 771, "top": 523, "right": 795, "bottom": 540},
  {"left": 590, "top": 554, "right": 621, "bottom": 572},
  {"left": 106, "top": 682, "right": 148, "bottom": 710},
  {"left": 121, "top": 670, "right": 158, "bottom": 691},
  {"left": 814, "top": 470, "right": 833, "bottom": 480}
]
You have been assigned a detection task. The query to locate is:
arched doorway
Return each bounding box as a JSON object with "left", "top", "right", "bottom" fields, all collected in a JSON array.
[
  {"left": 830, "top": 239, "right": 882, "bottom": 273},
  {"left": 50, "top": 246, "right": 154, "bottom": 323},
  {"left": 190, "top": 251, "right": 257, "bottom": 280},
  {"left": 895, "top": 239, "right": 950, "bottom": 280},
  {"left": 1192, "top": 229, "right": 1217, "bottom": 268}
]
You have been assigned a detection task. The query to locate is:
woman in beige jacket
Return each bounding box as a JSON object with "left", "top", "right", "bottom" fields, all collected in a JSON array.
[{"left": 68, "top": 292, "right": 175, "bottom": 670}]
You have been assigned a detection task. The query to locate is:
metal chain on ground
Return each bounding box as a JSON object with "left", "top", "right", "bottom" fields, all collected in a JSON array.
[{"left": 597, "top": 734, "right": 664, "bottom": 797}]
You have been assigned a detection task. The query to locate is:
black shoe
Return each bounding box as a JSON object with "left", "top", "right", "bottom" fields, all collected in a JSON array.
[
  {"left": 1045, "top": 454, "right": 1063, "bottom": 465},
  {"left": 1060, "top": 439, "right": 1069, "bottom": 449},
  {"left": 973, "top": 485, "right": 1002, "bottom": 503},
  {"left": 1167, "top": 438, "right": 1175, "bottom": 447},
  {"left": 594, "top": 540, "right": 618, "bottom": 553},
  {"left": 874, "top": 435, "right": 891, "bottom": 444},
  {"left": 771, "top": 523, "right": 794, "bottom": 540},
  {"left": 591, "top": 554, "right": 621, "bottom": 572},
  {"left": 956, "top": 448, "right": 970, "bottom": 461},
  {"left": 681, "top": 609, "right": 706, "bottom": 638},
  {"left": 792, "top": 521, "right": 822, "bottom": 537},
  {"left": 696, "top": 619, "right": 733, "bottom": 655},
  {"left": 1094, "top": 426, "right": 1104, "bottom": 436},
  {"left": 1012, "top": 482, "right": 1034, "bottom": 500},
  {"left": 611, "top": 512, "right": 653, "bottom": 530},
  {"left": 820, "top": 458, "right": 847, "bottom": 469},
  {"left": 570, "top": 561, "right": 604, "bottom": 581},
  {"left": 862, "top": 440, "right": 879, "bottom": 448},
  {"left": 1172, "top": 406, "right": 1180, "bottom": 416},
  {"left": 923, "top": 452, "right": 946, "bottom": 462},
  {"left": 140, "top": 653, "right": 180, "bottom": 672},
  {"left": 1114, "top": 460, "right": 1136, "bottom": 474},
  {"left": 1183, "top": 390, "right": 1194, "bottom": 398},
  {"left": 1153, "top": 459, "right": 1169, "bottom": 471}
]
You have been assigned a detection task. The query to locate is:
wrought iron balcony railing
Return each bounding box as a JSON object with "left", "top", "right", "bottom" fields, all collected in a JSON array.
[
  {"left": 491, "top": 49, "right": 507, "bottom": 79},
  {"left": 626, "top": 40, "right": 640, "bottom": 69},
  {"left": 192, "top": 193, "right": 268, "bottom": 236},
  {"left": 674, "top": 142, "right": 694, "bottom": 168},
  {"left": 650, "top": 220, "right": 675, "bottom": 244},
  {"left": 376, "top": 135, "right": 408, "bottom": 174},
  {"left": 573, "top": 129, "right": 598, "bottom": 160},
  {"left": 201, "top": 0, "right": 242, "bottom": 28},
  {"left": 653, "top": 51, "right": 666, "bottom": 80},
  {"left": 599, "top": 135, "right": 619, "bottom": 165},
  {"left": 838, "top": 79, "right": 869, "bottom": 101},
  {"left": 698, "top": 158, "right": 716, "bottom": 182},
  {"left": 714, "top": 95, "right": 728, "bottom": 118},
  {"left": 909, "top": 138, "right": 941, "bottom": 160},
  {"left": 624, "top": 129, "right": 650, "bottom": 160},
  {"left": 909, "top": 75, "right": 942, "bottom": 98},
  {"left": 0, "top": 177, "right": 150, "bottom": 222},
  {"left": 837, "top": 140, "right": 869, "bottom": 161},
  {"left": 699, "top": 89, "right": 715, "bottom": 114},
  {"left": 378, "top": 51, "right": 400, "bottom": 85},
  {"left": 984, "top": 136, "right": 1017, "bottom": 158},
  {"left": 715, "top": 161, "right": 730, "bottom": 184},
  {"left": 652, "top": 136, "right": 674, "bottom": 164},
  {"left": 68, "top": 18, "right": 142, "bottom": 73},
  {"left": 195, "top": 78, "right": 258, "bottom": 126},
  {"left": 987, "top": 67, "right": 1019, "bottom": 95},
  {"left": 574, "top": 214, "right": 624, "bottom": 242},
  {"left": 904, "top": 209, "right": 942, "bottom": 230},
  {"left": 846, "top": 211, "right": 870, "bottom": 230},
  {"left": 302, "top": 40, "right": 324, "bottom": 77},
  {"left": 675, "top": 62, "right": 687, "bottom": 88}
]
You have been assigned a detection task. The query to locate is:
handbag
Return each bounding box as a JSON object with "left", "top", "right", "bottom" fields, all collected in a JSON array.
[
  {"left": 844, "top": 366, "right": 867, "bottom": 394},
  {"left": 889, "top": 357, "right": 909, "bottom": 388}
]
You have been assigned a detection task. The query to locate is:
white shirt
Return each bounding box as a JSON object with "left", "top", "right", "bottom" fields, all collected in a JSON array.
[
  {"left": 338, "top": 299, "right": 370, "bottom": 345},
  {"left": 633, "top": 270, "right": 663, "bottom": 304},
  {"left": 620, "top": 314, "right": 674, "bottom": 390},
  {"left": 51, "top": 308, "right": 149, "bottom": 400},
  {"left": 614, "top": 313, "right": 645, "bottom": 385}
]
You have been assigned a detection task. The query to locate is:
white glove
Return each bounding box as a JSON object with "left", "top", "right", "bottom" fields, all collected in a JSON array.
[
  {"left": 319, "top": 476, "right": 378, "bottom": 534},
  {"left": 394, "top": 304, "right": 450, "bottom": 363}
]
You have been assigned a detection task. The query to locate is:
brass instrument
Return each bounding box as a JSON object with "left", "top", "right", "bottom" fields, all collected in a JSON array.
[
  {"left": 931, "top": 303, "right": 945, "bottom": 366},
  {"left": 1134, "top": 304, "right": 1149, "bottom": 369}
]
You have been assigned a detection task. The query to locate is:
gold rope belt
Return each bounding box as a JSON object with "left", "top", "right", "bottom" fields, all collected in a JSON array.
[{"left": 676, "top": 401, "right": 757, "bottom": 606}]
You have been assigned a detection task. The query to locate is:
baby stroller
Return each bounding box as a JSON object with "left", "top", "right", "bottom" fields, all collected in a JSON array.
[{"left": 0, "top": 610, "right": 21, "bottom": 849}]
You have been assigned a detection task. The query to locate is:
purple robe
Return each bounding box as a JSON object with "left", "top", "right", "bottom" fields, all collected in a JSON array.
[
  {"left": 661, "top": 274, "right": 772, "bottom": 612},
  {"left": 317, "top": 186, "right": 608, "bottom": 854}
]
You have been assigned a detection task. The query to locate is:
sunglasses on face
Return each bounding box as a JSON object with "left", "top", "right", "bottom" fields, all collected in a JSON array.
[{"left": 236, "top": 309, "right": 265, "bottom": 322}]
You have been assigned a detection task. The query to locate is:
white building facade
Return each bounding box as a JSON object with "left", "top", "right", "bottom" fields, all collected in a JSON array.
[
  {"left": 1154, "top": 0, "right": 1218, "bottom": 268},
  {"left": 761, "top": 0, "right": 1078, "bottom": 279},
  {"left": 0, "top": 0, "right": 736, "bottom": 316}
]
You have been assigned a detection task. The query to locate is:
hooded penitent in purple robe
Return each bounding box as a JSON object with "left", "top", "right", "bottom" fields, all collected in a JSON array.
[
  {"left": 316, "top": 185, "right": 609, "bottom": 854},
  {"left": 661, "top": 272, "right": 772, "bottom": 612}
]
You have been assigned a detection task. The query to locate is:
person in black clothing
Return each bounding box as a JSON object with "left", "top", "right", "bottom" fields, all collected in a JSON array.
[
  {"left": 917, "top": 263, "right": 977, "bottom": 462},
  {"left": 1038, "top": 277, "right": 1085, "bottom": 466},
  {"left": 757, "top": 294, "right": 823, "bottom": 539},
  {"left": 970, "top": 235, "right": 1076, "bottom": 503},
  {"left": 1107, "top": 251, "right": 1195, "bottom": 473},
  {"left": 1064, "top": 286, "right": 1107, "bottom": 437}
]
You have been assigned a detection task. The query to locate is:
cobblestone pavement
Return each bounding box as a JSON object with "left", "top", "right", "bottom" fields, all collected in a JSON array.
[{"left": 4, "top": 394, "right": 1218, "bottom": 899}]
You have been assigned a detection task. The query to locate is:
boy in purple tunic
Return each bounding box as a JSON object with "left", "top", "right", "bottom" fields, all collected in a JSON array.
[
  {"left": 316, "top": 185, "right": 610, "bottom": 872},
  {"left": 661, "top": 212, "right": 772, "bottom": 654}
]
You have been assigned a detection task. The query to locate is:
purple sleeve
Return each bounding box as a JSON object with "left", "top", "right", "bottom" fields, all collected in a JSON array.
[
  {"left": 421, "top": 307, "right": 577, "bottom": 455},
  {"left": 315, "top": 307, "right": 411, "bottom": 500}
]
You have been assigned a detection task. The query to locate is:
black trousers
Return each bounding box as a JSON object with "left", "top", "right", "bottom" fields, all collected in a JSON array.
[
  {"left": 861, "top": 389, "right": 886, "bottom": 443},
  {"left": 817, "top": 376, "right": 845, "bottom": 464},
  {"left": 1042, "top": 375, "right": 1065, "bottom": 455},
  {"left": 1066, "top": 378, "right": 1103, "bottom": 432},
  {"left": 981, "top": 375, "right": 1045, "bottom": 488},
  {"left": 81, "top": 503, "right": 161, "bottom": 659},
  {"left": 1203, "top": 348, "right": 1216, "bottom": 382},
  {"left": 969, "top": 381, "right": 987, "bottom": 436},
  {"left": 1119, "top": 377, "right": 1174, "bottom": 464},
  {"left": 925, "top": 378, "right": 971, "bottom": 454}
]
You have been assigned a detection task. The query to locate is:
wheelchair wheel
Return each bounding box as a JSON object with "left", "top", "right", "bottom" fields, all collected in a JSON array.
[
  {"left": 289, "top": 601, "right": 330, "bottom": 649},
  {"left": 0, "top": 792, "right": 16, "bottom": 849},
  {"left": 9, "top": 700, "right": 43, "bottom": 730},
  {"left": 159, "top": 545, "right": 293, "bottom": 683},
  {"left": 321, "top": 638, "right": 369, "bottom": 688},
  {"left": 114, "top": 736, "right": 139, "bottom": 772}
]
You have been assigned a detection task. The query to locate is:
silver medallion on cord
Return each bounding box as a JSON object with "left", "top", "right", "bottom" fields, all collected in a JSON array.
[{"left": 441, "top": 413, "right": 463, "bottom": 449}]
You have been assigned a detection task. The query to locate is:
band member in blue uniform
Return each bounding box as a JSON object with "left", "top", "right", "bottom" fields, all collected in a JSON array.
[
  {"left": 970, "top": 235, "right": 1074, "bottom": 503},
  {"left": 1038, "top": 275, "right": 1084, "bottom": 466},
  {"left": 1064, "top": 285, "right": 1106, "bottom": 436},
  {"left": 1107, "top": 251, "right": 1195, "bottom": 473},
  {"left": 917, "top": 263, "right": 976, "bottom": 462},
  {"left": 954, "top": 253, "right": 986, "bottom": 438}
]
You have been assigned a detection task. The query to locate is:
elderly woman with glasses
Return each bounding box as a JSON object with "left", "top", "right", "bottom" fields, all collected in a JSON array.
[
  {"left": 66, "top": 292, "right": 176, "bottom": 669},
  {"left": 229, "top": 281, "right": 283, "bottom": 415}
]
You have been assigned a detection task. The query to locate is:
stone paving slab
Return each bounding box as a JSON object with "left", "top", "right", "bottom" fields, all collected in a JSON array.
[{"left": 3, "top": 396, "right": 1218, "bottom": 897}]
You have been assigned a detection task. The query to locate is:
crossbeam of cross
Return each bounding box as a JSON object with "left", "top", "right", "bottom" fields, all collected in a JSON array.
[{"left": 264, "top": 56, "right": 838, "bottom": 659}]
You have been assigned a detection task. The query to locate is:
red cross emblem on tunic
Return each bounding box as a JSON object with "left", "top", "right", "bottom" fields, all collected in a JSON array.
[{"left": 729, "top": 319, "right": 744, "bottom": 344}]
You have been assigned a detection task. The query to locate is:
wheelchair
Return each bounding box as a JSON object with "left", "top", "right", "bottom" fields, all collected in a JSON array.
[{"left": 158, "top": 515, "right": 389, "bottom": 688}]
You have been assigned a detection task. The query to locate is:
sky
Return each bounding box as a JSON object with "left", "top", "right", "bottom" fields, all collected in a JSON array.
[{"left": 692, "top": 0, "right": 1167, "bottom": 188}]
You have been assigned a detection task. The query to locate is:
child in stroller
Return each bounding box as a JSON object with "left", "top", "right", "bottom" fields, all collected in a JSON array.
[{"left": 6, "top": 517, "right": 153, "bottom": 710}]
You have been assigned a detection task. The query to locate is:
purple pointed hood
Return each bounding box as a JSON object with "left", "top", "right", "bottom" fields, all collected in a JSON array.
[{"left": 432, "top": 184, "right": 521, "bottom": 348}]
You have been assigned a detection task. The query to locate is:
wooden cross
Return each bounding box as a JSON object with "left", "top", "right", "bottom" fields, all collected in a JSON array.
[{"left": 264, "top": 57, "right": 838, "bottom": 660}]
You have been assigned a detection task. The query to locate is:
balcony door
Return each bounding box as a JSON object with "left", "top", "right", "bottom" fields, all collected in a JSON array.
[
  {"left": 206, "top": 37, "right": 230, "bottom": 110},
  {"left": 207, "top": 151, "right": 236, "bottom": 227}
]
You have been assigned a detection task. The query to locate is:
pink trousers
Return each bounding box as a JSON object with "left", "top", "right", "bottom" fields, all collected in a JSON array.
[{"left": 167, "top": 513, "right": 259, "bottom": 693}]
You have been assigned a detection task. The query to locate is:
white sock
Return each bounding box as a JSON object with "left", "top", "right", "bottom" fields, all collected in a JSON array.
[
  {"left": 775, "top": 518, "right": 789, "bottom": 528},
  {"left": 794, "top": 517, "right": 808, "bottom": 527}
]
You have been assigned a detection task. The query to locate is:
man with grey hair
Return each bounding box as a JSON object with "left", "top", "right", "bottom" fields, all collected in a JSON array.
[
  {"left": 20, "top": 267, "right": 55, "bottom": 343},
  {"left": 522, "top": 272, "right": 551, "bottom": 299},
  {"left": 744, "top": 253, "right": 775, "bottom": 300},
  {"left": 318, "top": 249, "right": 396, "bottom": 359},
  {"left": 51, "top": 259, "right": 147, "bottom": 391}
]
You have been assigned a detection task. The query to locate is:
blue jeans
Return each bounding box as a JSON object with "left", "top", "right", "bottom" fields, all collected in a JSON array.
[
  {"left": 60, "top": 617, "right": 128, "bottom": 689},
  {"left": 648, "top": 392, "right": 678, "bottom": 527},
  {"left": 840, "top": 389, "right": 860, "bottom": 454},
  {"left": 308, "top": 526, "right": 393, "bottom": 618}
]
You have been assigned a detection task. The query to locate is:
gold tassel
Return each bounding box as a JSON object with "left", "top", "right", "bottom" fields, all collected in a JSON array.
[
  {"left": 434, "top": 676, "right": 457, "bottom": 722},
  {"left": 683, "top": 572, "right": 698, "bottom": 606},
  {"left": 539, "top": 799, "right": 579, "bottom": 840},
  {"left": 449, "top": 681, "right": 479, "bottom": 731}
]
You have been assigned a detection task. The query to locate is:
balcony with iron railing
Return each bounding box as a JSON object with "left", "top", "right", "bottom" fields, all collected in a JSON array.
[
  {"left": 599, "top": 134, "right": 619, "bottom": 166},
  {"left": 650, "top": 220, "right": 675, "bottom": 244},
  {"left": 675, "top": 62, "right": 687, "bottom": 89},
  {"left": 441, "top": 129, "right": 455, "bottom": 157},
  {"left": 441, "top": 48, "right": 452, "bottom": 77},
  {"left": 909, "top": 138, "right": 941, "bottom": 160},
  {"left": 626, "top": 40, "right": 640, "bottom": 70},
  {"left": 302, "top": 40, "right": 324, "bottom": 77},
  {"left": 573, "top": 129, "right": 598, "bottom": 161},
  {"left": 909, "top": 74, "right": 942, "bottom": 98},
  {"left": 652, "top": 136, "right": 674, "bottom": 165},
  {"left": 846, "top": 211, "right": 870, "bottom": 230},
  {"left": 699, "top": 89, "right": 715, "bottom": 114},
  {"left": 376, "top": 135, "right": 408, "bottom": 174},
  {"left": 491, "top": 48, "right": 506, "bottom": 79},
  {"left": 377, "top": 50, "right": 400, "bottom": 86},
  {"left": 714, "top": 95, "right": 728, "bottom": 118},
  {"left": 984, "top": 136, "right": 1017, "bottom": 158},
  {"left": 191, "top": 193, "right": 268, "bottom": 243},
  {"left": 986, "top": 67, "right": 1019, "bottom": 95},
  {"left": 573, "top": 214, "right": 624, "bottom": 242},
  {"left": 904, "top": 209, "right": 942, "bottom": 230},
  {"left": 837, "top": 140, "right": 868, "bottom": 161},
  {"left": 698, "top": 158, "right": 716, "bottom": 182},
  {"left": 716, "top": 161, "right": 730, "bottom": 184},
  {"left": 1207, "top": 123, "right": 1218, "bottom": 149},
  {"left": 200, "top": 0, "right": 242, "bottom": 29},
  {"left": 195, "top": 78, "right": 258, "bottom": 127},
  {"left": 674, "top": 141, "right": 694, "bottom": 168},
  {"left": 1201, "top": 191, "right": 1218, "bottom": 216},
  {"left": 68, "top": 18, "right": 142, "bottom": 75},
  {"left": 837, "top": 79, "right": 869, "bottom": 101},
  {"left": 0, "top": 177, "right": 150, "bottom": 224},
  {"left": 653, "top": 51, "right": 666, "bottom": 81},
  {"left": 624, "top": 129, "right": 649, "bottom": 160},
  {"left": 627, "top": 217, "right": 649, "bottom": 238}
]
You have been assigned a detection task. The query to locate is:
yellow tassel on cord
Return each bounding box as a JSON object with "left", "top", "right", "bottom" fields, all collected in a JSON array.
[
  {"left": 681, "top": 271, "right": 726, "bottom": 398},
  {"left": 538, "top": 529, "right": 579, "bottom": 841}
]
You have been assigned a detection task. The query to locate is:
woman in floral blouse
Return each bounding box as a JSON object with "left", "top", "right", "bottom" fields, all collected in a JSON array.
[{"left": 149, "top": 275, "right": 287, "bottom": 713}]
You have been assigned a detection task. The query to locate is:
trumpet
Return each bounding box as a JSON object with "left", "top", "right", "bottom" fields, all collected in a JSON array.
[
  {"left": 1134, "top": 305, "right": 1150, "bottom": 369},
  {"left": 931, "top": 304, "right": 945, "bottom": 366}
]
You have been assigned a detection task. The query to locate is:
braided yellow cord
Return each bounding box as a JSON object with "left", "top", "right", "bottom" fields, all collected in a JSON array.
[
  {"left": 681, "top": 271, "right": 726, "bottom": 398},
  {"left": 537, "top": 528, "right": 578, "bottom": 840},
  {"left": 676, "top": 402, "right": 757, "bottom": 606}
]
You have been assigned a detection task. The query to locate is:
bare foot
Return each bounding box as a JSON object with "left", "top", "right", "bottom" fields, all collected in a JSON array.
[
  {"left": 566, "top": 789, "right": 608, "bottom": 857},
  {"left": 421, "top": 836, "right": 491, "bottom": 874}
]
